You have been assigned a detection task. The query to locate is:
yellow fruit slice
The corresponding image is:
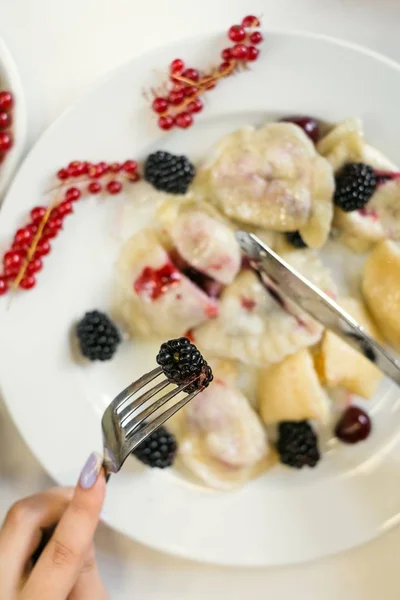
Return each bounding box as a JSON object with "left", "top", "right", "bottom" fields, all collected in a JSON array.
[{"left": 258, "top": 349, "right": 329, "bottom": 424}]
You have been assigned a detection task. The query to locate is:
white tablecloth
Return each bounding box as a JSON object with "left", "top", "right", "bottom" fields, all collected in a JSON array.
[{"left": 1, "top": 0, "right": 400, "bottom": 597}]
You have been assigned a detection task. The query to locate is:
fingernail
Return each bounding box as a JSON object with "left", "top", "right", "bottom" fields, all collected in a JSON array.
[{"left": 79, "top": 452, "right": 103, "bottom": 490}]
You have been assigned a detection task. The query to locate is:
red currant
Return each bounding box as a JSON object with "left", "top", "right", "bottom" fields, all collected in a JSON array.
[
  {"left": 122, "top": 160, "right": 137, "bottom": 173},
  {"left": 0, "top": 111, "right": 11, "bottom": 129},
  {"left": 0, "top": 132, "right": 13, "bottom": 152},
  {"left": 250, "top": 31, "right": 263, "bottom": 44},
  {"left": 176, "top": 112, "right": 193, "bottom": 128},
  {"left": 221, "top": 48, "right": 232, "bottom": 61},
  {"left": 182, "top": 68, "right": 199, "bottom": 82},
  {"left": 4, "top": 263, "right": 20, "bottom": 278},
  {"left": 14, "top": 228, "right": 32, "bottom": 246},
  {"left": 228, "top": 25, "right": 246, "bottom": 42},
  {"left": 187, "top": 98, "right": 203, "bottom": 113},
  {"left": 128, "top": 172, "right": 140, "bottom": 182},
  {"left": 107, "top": 180, "right": 123, "bottom": 195},
  {"left": 65, "top": 187, "right": 81, "bottom": 202},
  {"left": 26, "top": 258, "right": 43, "bottom": 275},
  {"left": 0, "top": 276, "right": 8, "bottom": 295},
  {"left": 34, "top": 239, "right": 51, "bottom": 257},
  {"left": 44, "top": 217, "right": 63, "bottom": 238},
  {"left": 88, "top": 164, "right": 103, "bottom": 178},
  {"left": 26, "top": 223, "right": 38, "bottom": 236},
  {"left": 88, "top": 181, "right": 102, "bottom": 194},
  {"left": 219, "top": 61, "right": 233, "bottom": 74},
  {"left": 158, "top": 115, "right": 175, "bottom": 130},
  {"left": 231, "top": 44, "right": 248, "bottom": 60},
  {"left": 109, "top": 162, "right": 122, "bottom": 173},
  {"left": 170, "top": 59, "right": 185, "bottom": 74},
  {"left": 3, "top": 250, "right": 23, "bottom": 268},
  {"left": 69, "top": 161, "right": 86, "bottom": 177},
  {"left": 168, "top": 90, "right": 184, "bottom": 106},
  {"left": 30, "top": 206, "right": 47, "bottom": 224},
  {"left": 57, "top": 168, "right": 69, "bottom": 181},
  {"left": 57, "top": 200, "right": 73, "bottom": 216},
  {"left": 152, "top": 97, "right": 168, "bottom": 114},
  {"left": 247, "top": 46, "right": 259, "bottom": 61},
  {"left": 242, "top": 15, "right": 260, "bottom": 28},
  {"left": 20, "top": 275, "right": 36, "bottom": 290},
  {"left": 184, "top": 85, "right": 198, "bottom": 97},
  {"left": 0, "top": 91, "right": 14, "bottom": 111}
]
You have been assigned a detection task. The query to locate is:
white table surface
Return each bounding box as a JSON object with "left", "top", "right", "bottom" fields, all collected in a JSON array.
[{"left": 1, "top": 0, "right": 400, "bottom": 597}]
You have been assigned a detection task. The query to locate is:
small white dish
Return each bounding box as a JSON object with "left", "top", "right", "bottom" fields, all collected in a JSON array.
[
  {"left": 0, "top": 36, "right": 26, "bottom": 199},
  {"left": 1, "top": 31, "right": 400, "bottom": 567}
]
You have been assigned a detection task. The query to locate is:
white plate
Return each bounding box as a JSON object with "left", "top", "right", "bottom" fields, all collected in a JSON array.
[
  {"left": 1, "top": 31, "right": 400, "bottom": 567},
  {"left": 0, "top": 37, "right": 26, "bottom": 199}
]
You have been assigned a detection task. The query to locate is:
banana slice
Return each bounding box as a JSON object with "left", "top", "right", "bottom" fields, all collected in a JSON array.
[
  {"left": 197, "top": 123, "right": 334, "bottom": 245},
  {"left": 114, "top": 228, "right": 218, "bottom": 338},
  {"left": 158, "top": 201, "right": 241, "bottom": 285},
  {"left": 258, "top": 348, "right": 330, "bottom": 424},
  {"left": 362, "top": 240, "right": 400, "bottom": 350},
  {"left": 194, "top": 269, "right": 322, "bottom": 367},
  {"left": 315, "top": 331, "right": 382, "bottom": 399}
]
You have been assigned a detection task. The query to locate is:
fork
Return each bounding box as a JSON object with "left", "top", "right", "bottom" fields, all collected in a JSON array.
[{"left": 101, "top": 366, "right": 201, "bottom": 477}]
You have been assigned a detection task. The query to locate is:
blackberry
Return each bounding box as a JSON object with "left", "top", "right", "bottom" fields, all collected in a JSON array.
[
  {"left": 144, "top": 151, "right": 195, "bottom": 195},
  {"left": 157, "top": 337, "right": 213, "bottom": 393},
  {"left": 133, "top": 426, "right": 177, "bottom": 468},
  {"left": 76, "top": 310, "right": 121, "bottom": 361},
  {"left": 277, "top": 421, "right": 320, "bottom": 469},
  {"left": 334, "top": 162, "right": 377, "bottom": 212},
  {"left": 285, "top": 231, "right": 307, "bottom": 248}
]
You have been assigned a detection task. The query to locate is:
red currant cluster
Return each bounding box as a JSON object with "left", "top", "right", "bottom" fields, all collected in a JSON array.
[
  {"left": 150, "top": 14, "right": 262, "bottom": 131},
  {"left": 0, "top": 158, "right": 140, "bottom": 296},
  {"left": 0, "top": 90, "right": 14, "bottom": 163}
]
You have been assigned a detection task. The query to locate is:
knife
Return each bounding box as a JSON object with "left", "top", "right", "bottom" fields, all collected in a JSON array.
[{"left": 236, "top": 230, "right": 400, "bottom": 385}]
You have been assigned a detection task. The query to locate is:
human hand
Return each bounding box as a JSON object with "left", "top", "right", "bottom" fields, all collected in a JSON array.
[{"left": 0, "top": 452, "right": 108, "bottom": 599}]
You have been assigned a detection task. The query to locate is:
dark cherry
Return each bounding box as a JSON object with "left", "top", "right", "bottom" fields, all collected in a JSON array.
[
  {"left": 280, "top": 115, "right": 320, "bottom": 143},
  {"left": 335, "top": 406, "right": 371, "bottom": 444}
]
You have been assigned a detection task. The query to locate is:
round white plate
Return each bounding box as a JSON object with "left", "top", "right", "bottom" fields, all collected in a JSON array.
[
  {"left": 1, "top": 31, "right": 400, "bottom": 567},
  {"left": 0, "top": 37, "right": 26, "bottom": 198}
]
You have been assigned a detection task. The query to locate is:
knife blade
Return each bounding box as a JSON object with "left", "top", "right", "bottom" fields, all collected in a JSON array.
[{"left": 236, "top": 230, "right": 400, "bottom": 385}]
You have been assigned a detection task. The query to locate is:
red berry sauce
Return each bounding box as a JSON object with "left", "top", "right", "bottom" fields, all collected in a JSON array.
[
  {"left": 134, "top": 262, "right": 181, "bottom": 300},
  {"left": 335, "top": 406, "right": 372, "bottom": 444}
]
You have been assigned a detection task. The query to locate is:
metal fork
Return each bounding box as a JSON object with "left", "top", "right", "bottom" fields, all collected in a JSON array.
[{"left": 101, "top": 366, "right": 201, "bottom": 477}]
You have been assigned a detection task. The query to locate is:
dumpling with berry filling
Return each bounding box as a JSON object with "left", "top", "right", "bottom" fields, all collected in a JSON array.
[
  {"left": 171, "top": 376, "right": 274, "bottom": 490},
  {"left": 196, "top": 122, "right": 334, "bottom": 248},
  {"left": 157, "top": 200, "right": 241, "bottom": 285},
  {"left": 194, "top": 250, "right": 336, "bottom": 366},
  {"left": 114, "top": 228, "right": 218, "bottom": 338}
]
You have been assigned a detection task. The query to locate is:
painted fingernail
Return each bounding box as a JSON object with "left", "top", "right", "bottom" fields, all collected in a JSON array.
[{"left": 79, "top": 452, "right": 103, "bottom": 489}]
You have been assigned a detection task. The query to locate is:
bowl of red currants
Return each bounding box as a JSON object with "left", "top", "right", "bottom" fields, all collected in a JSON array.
[{"left": 0, "top": 36, "right": 26, "bottom": 200}]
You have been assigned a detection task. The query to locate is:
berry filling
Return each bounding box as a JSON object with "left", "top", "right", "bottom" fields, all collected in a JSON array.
[{"left": 134, "top": 261, "right": 181, "bottom": 301}]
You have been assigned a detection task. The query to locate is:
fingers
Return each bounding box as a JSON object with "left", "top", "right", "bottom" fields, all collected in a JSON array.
[
  {"left": 22, "top": 453, "right": 106, "bottom": 600},
  {"left": 68, "top": 545, "right": 109, "bottom": 600},
  {"left": 0, "top": 488, "right": 72, "bottom": 598}
]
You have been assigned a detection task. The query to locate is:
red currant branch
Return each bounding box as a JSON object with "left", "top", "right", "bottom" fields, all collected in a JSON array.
[
  {"left": 148, "top": 14, "right": 263, "bottom": 131},
  {"left": 0, "top": 159, "right": 141, "bottom": 297}
]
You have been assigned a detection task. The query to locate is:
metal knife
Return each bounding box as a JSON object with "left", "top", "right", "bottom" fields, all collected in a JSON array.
[{"left": 236, "top": 230, "right": 400, "bottom": 385}]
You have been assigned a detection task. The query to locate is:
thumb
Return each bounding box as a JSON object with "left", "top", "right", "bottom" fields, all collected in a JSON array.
[{"left": 22, "top": 453, "right": 106, "bottom": 600}]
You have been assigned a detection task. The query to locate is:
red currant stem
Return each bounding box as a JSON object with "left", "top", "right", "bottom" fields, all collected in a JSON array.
[{"left": 9, "top": 197, "right": 59, "bottom": 299}]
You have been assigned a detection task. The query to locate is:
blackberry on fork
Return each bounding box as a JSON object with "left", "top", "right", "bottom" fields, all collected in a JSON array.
[{"left": 156, "top": 337, "right": 213, "bottom": 393}]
